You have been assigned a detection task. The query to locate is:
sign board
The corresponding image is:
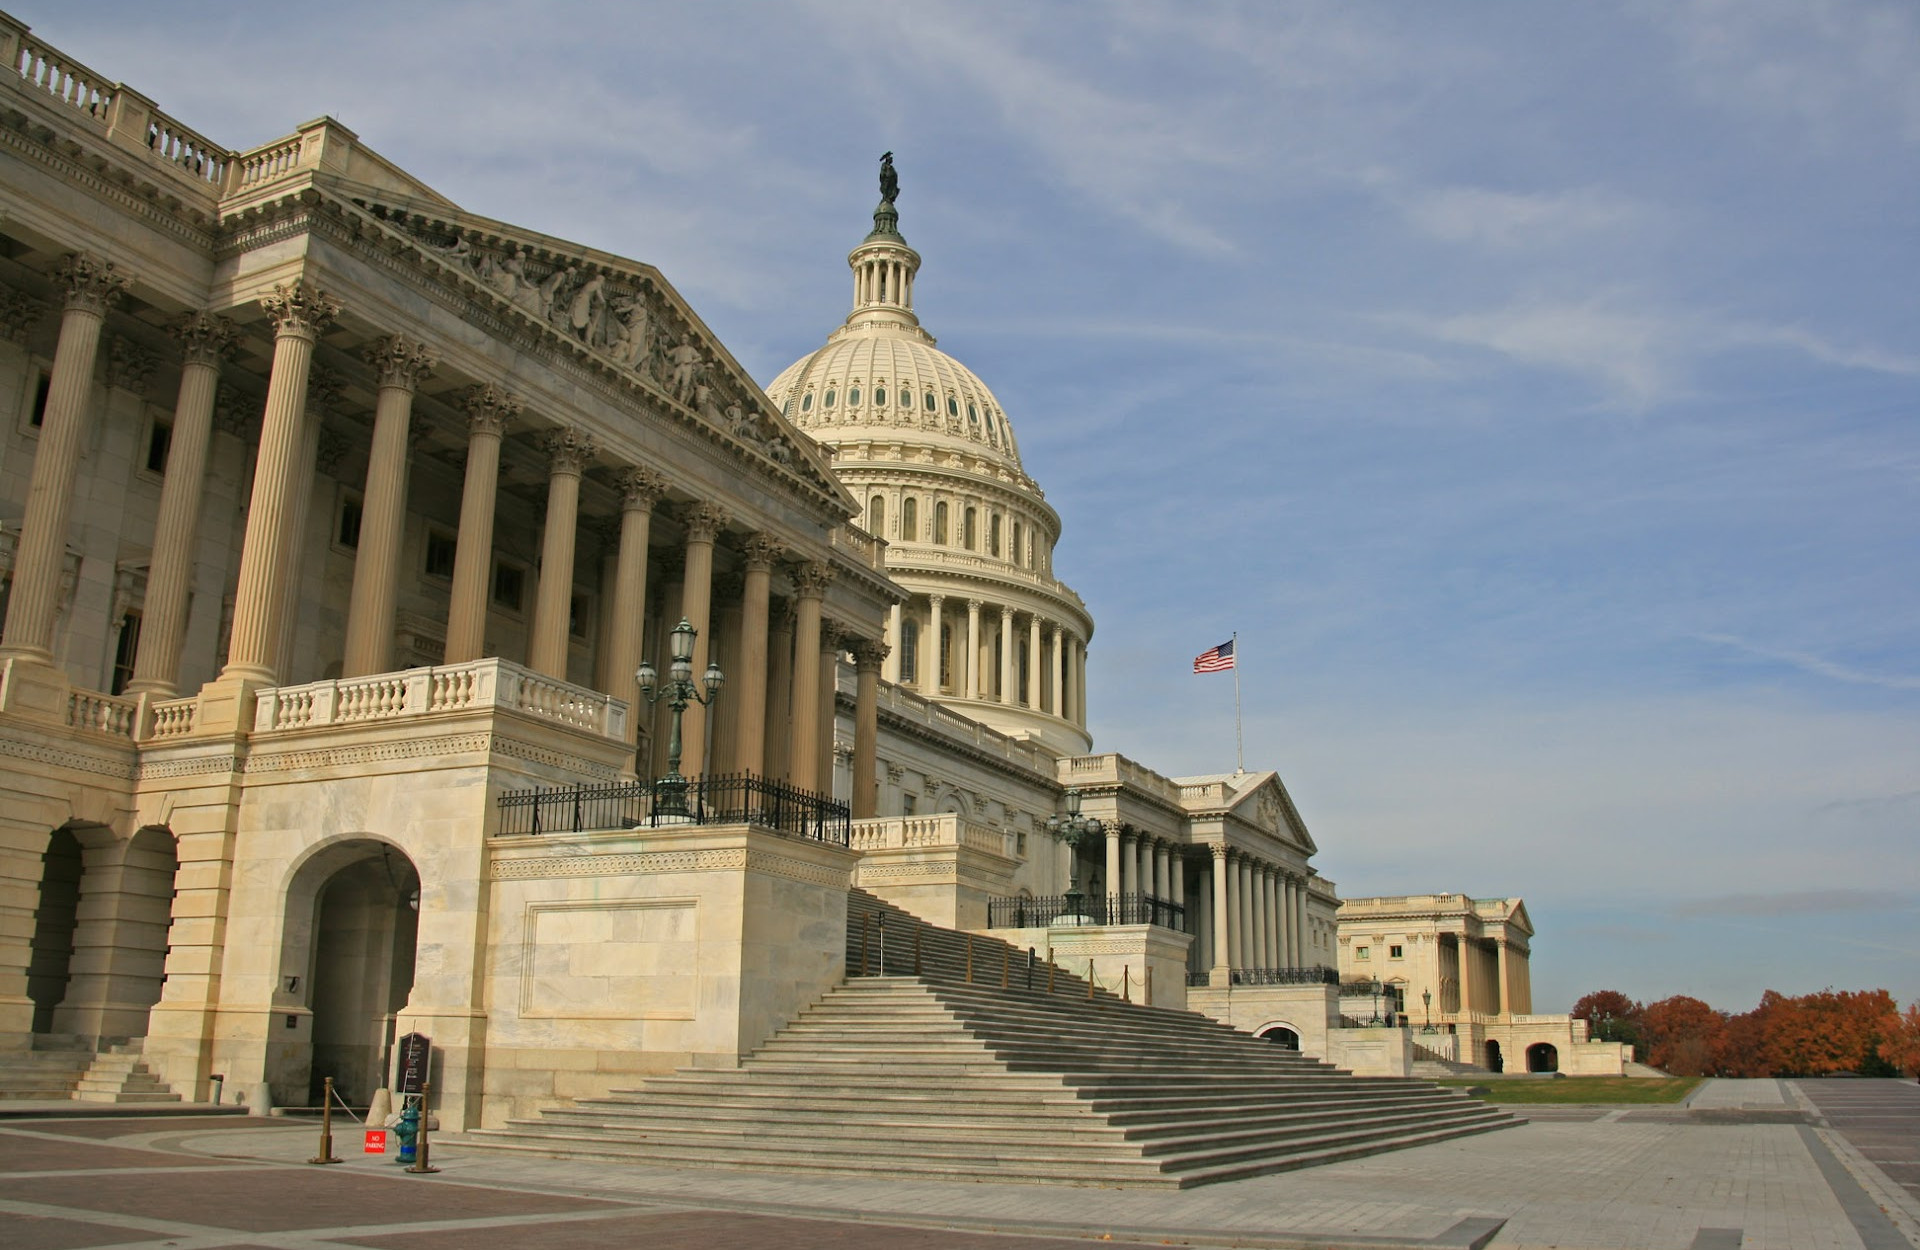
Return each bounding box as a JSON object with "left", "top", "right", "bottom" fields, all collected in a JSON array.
[
  {"left": 396, "top": 1032, "right": 431, "bottom": 1095},
  {"left": 363, "top": 1130, "right": 387, "bottom": 1154}
]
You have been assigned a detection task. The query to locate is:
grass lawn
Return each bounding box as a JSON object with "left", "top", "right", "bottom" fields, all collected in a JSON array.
[{"left": 1436, "top": 1076, "right": 1703, "bottom": 1105}]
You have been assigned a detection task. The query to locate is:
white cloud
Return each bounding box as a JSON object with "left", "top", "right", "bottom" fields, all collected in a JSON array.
[
  {"left": 1698, "top": 633, "right": 1920, "bottom": 692},
  {"left": 1396, "top": 298, "right": 1681, "bottom": 407}
]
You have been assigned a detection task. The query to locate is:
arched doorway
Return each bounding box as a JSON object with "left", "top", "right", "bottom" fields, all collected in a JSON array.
[
  {"left": 1259, "top": 1025, "right": 1300, "bottom": 1050},
  {"left": 1527, "top": 1042, "right": 1559, "bottom": 1073},
  {"left": 26, "top": 826, "right": 83, "bottom": 1034},
  {"left": 278, "top": 840, "right": 420, "bottom": 1108},
  {"left": 1486, "top": 1039, "right": 1504, "bottom": 1073},
  {"left": 26, "top": 824, "right": 179, "bottom": 1041}
]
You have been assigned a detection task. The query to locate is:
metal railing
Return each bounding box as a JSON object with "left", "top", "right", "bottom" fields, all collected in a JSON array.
[
  {"left": 496, "top": 772, "right": 849, "bottom": 843},
  {"left": 1233, "top": 965, "right": 1341, "bottom": 986},
  {"left": 985, "top": 891, "right": 1188, "bottom": 931}
]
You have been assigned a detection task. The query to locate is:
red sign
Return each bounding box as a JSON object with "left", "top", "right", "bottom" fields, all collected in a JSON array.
[{"left": 364, "top": 1130, "right": 387, "bottom": 1154}]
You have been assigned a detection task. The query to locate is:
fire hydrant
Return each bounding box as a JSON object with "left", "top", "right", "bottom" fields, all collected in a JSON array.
[{"left": 391, "top": 1098, "right": 421, "bottom": 1166}]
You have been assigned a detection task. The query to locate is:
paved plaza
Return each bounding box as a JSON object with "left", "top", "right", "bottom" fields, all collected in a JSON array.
[{"left": 0, "top": 1079, "right": 1915, "bottom": 1250}]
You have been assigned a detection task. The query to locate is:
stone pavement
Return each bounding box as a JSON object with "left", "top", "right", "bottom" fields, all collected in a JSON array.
[{"left": 0, "top": 1079, "right": 1914, "bottom": 1249}]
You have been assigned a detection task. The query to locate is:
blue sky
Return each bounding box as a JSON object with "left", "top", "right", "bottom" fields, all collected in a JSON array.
[{"left": 27, "top": 1, "right": 1918, "bottom": 1013}]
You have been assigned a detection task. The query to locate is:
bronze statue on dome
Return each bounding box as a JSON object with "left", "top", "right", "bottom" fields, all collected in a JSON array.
[{"left": 879, "top": 152, "right": 899, "bottom": 204}]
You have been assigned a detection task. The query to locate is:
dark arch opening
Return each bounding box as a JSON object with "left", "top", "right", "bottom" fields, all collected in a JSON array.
[
  {"left": 1486, "top": 1039, "right": 1505, "bottom": 1073},
  {"left": 1527, "top": 1042, "right": 1560, "bottom": 1073},
  {"left": 1260, "top": 1026, "right": 1300, "bottom": 1050},
  {"left": 27, "top": 826, "right": 83, "bottom": 1034}
]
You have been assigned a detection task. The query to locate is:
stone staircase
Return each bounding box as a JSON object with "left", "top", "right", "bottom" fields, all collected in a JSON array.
[
  {"left": 459, "top": 890, "right": 1518, "bottom": 1186},
  {"left": 74, "top": 1046, "right": 182, "bottom": 1104},
  {"left": 0, "top": 1036, "right": 180, "bottom": 1104}
]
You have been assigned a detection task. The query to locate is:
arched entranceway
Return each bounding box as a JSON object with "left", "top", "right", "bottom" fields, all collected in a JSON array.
[
  {"left": 1527, "top": 1042, "right": 1559, "bottom": 1073},
  {"left": 278, "top": 840, "right": 420, "bottom": 1108},
  {"left": 27, "top": 823, "right": 179, "bottom": 1041},
  {"left": 1259, "top": 1025, "right": 1300, "bottom": 1050},
  {"left": 1486, "top": 1039, "right": 1504, "bottom": 1073},
  {"left": 27, "top": 826, "right": 83, "bottom": 1034}
]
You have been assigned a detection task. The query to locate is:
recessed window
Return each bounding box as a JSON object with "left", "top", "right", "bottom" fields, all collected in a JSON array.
[
  {"left": 801, "top": 392, "right": 813, "bottom": 413},
  {"left": 901, "top": 619, "right": 919, "bottom": 680},
  {"left": 29, "top": 370, "right": 51, "bottom": 427},
  {"left": 924, "top": 391, "right": 935, "bottom": 412},
  {"left": 145, "top": 421, "right": 172, "bottom": 474},
  {"left": 967, "top": 403, "right": 978, "bottom": 423},
  {"left": 109, "top": 611, "right": 141, "bottom": 696},
  {"left": 874, "top": 386, "right": 886, "bottom": 407},
  {"left": 1356, "top": 946, "right": 1371, "bottom": 960},
  {"left": 1389, "top": 944, "right": 1404, "bottom": 959},
  {"left": 569, "top": 592, "right": 591, "bottom": 640},
  {"left": 901, "top": 497, "right": 918, "bottom": 542},
  {"left": 424, "top": 529, "right": 457, "bottom": 580},
  {"left": 988, "top": 513, "right": 1000, "bottom": 557},
  {"left": 824, "top": 389, "right": 836, "bottom": 409},
  {"left": 899, "top": 388, "right": 910, "bottom": 407},
  {"left": 335, "top": 494, "right": 363, "bottom": 551},
  {"left": 946, "top": 396, "right": 958, "bottom": 418},
  {"left": 491, "top": 560, "right": 525, "bottom": 612},
  {"left": 964, "top": 507, "right": 977, "bottom": 550},
  {"left": 848, "top": 387, "right": 861, "bottom": 406},
  {"left": 902, "top": 793, "right": 917, "bottom": 815}
]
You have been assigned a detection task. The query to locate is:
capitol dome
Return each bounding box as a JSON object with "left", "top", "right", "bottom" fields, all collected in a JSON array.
[{"left": 767, "top": 169, "right": 1093, "bottom": 756}]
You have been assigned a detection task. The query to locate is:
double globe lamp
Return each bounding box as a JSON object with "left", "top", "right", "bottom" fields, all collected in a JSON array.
[{"left": 635, "top": 617, "right": 723, "bottom": 818}]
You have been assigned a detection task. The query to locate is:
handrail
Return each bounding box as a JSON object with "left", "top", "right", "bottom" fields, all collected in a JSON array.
[{"left": 496, "top": 772, "right": 850, "bottom": 844}]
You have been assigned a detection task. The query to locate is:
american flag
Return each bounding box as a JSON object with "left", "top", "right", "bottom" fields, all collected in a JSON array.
[{"left": 1193, "top": 639, "right": 1235, "bottom": 673}]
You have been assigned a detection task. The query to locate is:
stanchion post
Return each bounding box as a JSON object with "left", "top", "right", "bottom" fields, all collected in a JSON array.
[
  {"left": 877, "top": 913, "right": 886, "bottom": 975},
  {"left": 308, "top": 1076, "right": 342, "bottom": 1164},
  {"left": 1087, "top": 959, "right": 1096, "bottom": 1001},
  {"left": 1123, "top": 964, "right": 1131, "bottom": 1003},
  {"left": 1026, "top": 948, "right": 1035, "bottom": 991},
  {"left": 406, "top": 1081, "right": 440, "bottom": 1174},
  {"left": 1000, "top": 944, "right": 1009, "bottom": 989}
]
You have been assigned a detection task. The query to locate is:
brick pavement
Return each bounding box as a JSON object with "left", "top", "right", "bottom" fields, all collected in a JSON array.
[{"left": 1, "top": 1078, "right": 1916, "bottom": 1249}]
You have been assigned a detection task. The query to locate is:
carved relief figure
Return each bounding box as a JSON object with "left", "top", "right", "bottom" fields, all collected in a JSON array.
[{"left": 668, "top": 335, "right": 705, "bottom": 404}]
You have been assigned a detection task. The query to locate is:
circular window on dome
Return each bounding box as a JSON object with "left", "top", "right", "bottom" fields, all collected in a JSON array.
[
  {"left": 924, "top": 391, "right": 935, "bottom": 412},
  {"left": 849, "top": 387, "right": 861, "bottom": 406},
  {"left": 947, "top": 396, "right": 958, "bottom": 418},
  {"left": 875, "top": 386, "right": 886, "bottom": 406},
  {"left": 824, "top": 389, "right": 836, "bottom": 409},
  {"left": 800, "top": 392, "right": 813, "bottom": 413}
]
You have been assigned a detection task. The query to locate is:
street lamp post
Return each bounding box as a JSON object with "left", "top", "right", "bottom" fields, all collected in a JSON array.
[
  {"left": 1044, "top": 788, "right": 1104, "bottom": 924},
  {"left": 1423, "top": 987, "right": 1435, "bottom": 1033},
  {"left": 1370, "top": 979, "right": 1383, "bottom": 1025},
  {"left": 635, "top": 617, "right": 724, "bottom": 818}
]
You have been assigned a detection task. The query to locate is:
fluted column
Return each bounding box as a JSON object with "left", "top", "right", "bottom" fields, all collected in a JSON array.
[
  {"left": 786, "top": 562, "right": 832, "bottom": 787},
  {"left": 926, "top": 594, "right": 944, "bottom": 692},
  {"left": 340, "top": 336, "right": 435, "bottom": 677},
  {"left": 1293, "top": 877, "right": 1307, "bottom": 963},
  {"left": 883, "top": 603, "right": 901, "bottom": 683},
  {"left": 965, "top": 599, "right": 982, "bottom": 699},
  {"left": 1495, "top": 940, "right": 1511, "bottom": 1017},
  {"left": 1171, "top": 851, "right": 1187, "bottom": 929},
  {"left": 1026, "top": 614, "right": 1042, "bottom": 707},
  {"left": 816, "top": 622, "right": 840, "bottom": 794},
  {"left": 1049, "top": 623, "right": 1064, "bottom": 716},
  {"left": 765, "top": 599, "right": 795, "bottom": 781},
  {"left": 607, "top": 468, "right": 665, "bottom": 749},
  {"left": 851, "top": 639, "right": 886, "bottom": 817},
  {"left": 677, "top": 502, "right": 730, "bottom": 776},
  {"left": 1250, "top": 862, "right": 1268, "bottom": 971},
  {"left": 1074, "top": 638, "right": 1088, "bottom": 725},
  {"left": 1209, "top": 845, "right": 1230, "bottom": 984},
  {"left": 527, "top": 428, "right": 596, "bottom": 677},
  {"left": 445, "top": 385, "right": 521, "bottom": 662},
  {"left": 1118, "top": 830, "right": 1136, "bottom": 896},
  {"left": 1224, "top": 850, "right": 1244, "bottom": 970},
  {"left": 733, "top": 534, "right": 780, "bottom": 776},
  {"left": 998, "top": 606, "right": 1015, "bottom": 704},
  {"left": 219, "top": 281, "right": 338, "bottom": 682},
  {"left": 1276, "top": 872, "right": 1293, "bottom": 966},
  {"left": 125, "top": 312, "right": 232, "bottom": 694},
  {"left": 1268, "top": 868, "right": 1284, "bottom": 968},
  {"left": 0, "top": 257, "right": 127, "bottom": 662},
  {"left": 1103, "top": 822, "right": 1122, "bottom": 910}
]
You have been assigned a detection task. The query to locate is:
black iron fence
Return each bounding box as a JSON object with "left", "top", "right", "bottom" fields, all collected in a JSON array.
[
  {"left": 1233, "top": 965, "right": 1341, "bottom": 986},
  {"left": 985, "top": 891, "right": 1188, "bottom": 932},
  {"left": 496, "top": 772, "right": 850, "bottom": 844}
]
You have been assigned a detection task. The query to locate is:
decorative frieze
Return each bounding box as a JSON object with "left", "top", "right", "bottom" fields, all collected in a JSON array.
[
  {"left": 104, "top": 337, "right": 158, "bottom": 395},
  {"left": 0, "top": 288, "right": 45, "bottom": 345}
]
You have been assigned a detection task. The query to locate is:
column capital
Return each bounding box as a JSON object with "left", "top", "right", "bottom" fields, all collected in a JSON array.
[
  {"left": 741, "top": 532, "right": 784, "bottom": 570},
  {"left": 852, "top": 638, "right": 889, "bottom": 672},
  {"left": 819, "top": 619, "right": 847, "bottom": 653},
  {"left": 105, "top": 337, "right": 158, "bottom": 395},
  {"left": 0, "top": 288, "right": 45, "bottom": 345},
  {"left": 618, "top": 465, "right": 669, "bottom": 511},
  {"left": 792, "top": 560, "right": 835, "bottom": 600},
  {"left": 365, "top": 334, "right": 436, "bottom": 392},
  {"left": 682, "top": 500, "right": 732, "bottom": 543},
  {"left": 55, "top": 252, "right": 129, "bottom": 315},
  {"left": 541, "top": 426, "right": 597, "bottom": 475},
  {"left": 259, "top": 279, "right": 339, "bottom": 339},
  {"left": 461, "top": 382, "right": 522, "bottom": 435},
  {"left": 967, "top": 598, "right": 982, "bottom": 611},
  {"left": 172, "top": 310, "right": 238, "bottom": 367},
  {"left": 999, "top": 603, "right": 1013, "bottom": 620},
  {"left": 928, "top": 592, "right": 946, "bottom": 608}
]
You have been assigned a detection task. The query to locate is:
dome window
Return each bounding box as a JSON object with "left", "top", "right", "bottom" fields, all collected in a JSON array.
[
  {"left": 824, "top": 388, "right": 837, "bottom": 409},
  {"left": 967, "top": 403, "right": 979, "bottom": 423},
  {"left": 875, "top": 386, "right": 886, "bottom": 407},
  {"left": 947, "top": 396, "right": 958, "bottom": 418},
  {"left": 849, "top": 387, "right": 861, "bottom": 406},
  {"left": 800, "top": 392, "right": 813, "bottom": 413},
  {"left": 924, "top": 391, "right": 936, "bottom": 412}
]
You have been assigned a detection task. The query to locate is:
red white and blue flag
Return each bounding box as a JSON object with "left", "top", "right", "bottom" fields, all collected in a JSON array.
[{"left": 1193, "top": 639, "right": 1235, "bottom": 673}]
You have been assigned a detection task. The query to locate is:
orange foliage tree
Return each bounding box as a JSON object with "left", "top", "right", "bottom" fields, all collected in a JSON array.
[
  {"left": 1878, "top": 1004, "right": 1920, "bottom": 1078},
  {"left": 1764, "top": 989, "right": 1898, "bottom": 1076},
  {"left": 1638, "top": 995, "right": 1726, "bottom": 1077}
]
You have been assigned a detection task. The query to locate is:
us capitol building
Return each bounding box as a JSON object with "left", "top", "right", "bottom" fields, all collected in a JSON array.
[{"left": 0, "top": 14, "right": 1622, "bottom": 1131}]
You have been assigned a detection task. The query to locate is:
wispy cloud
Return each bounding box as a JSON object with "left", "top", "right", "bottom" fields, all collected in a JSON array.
[
  {"left": 1699, "top": 634, "right": 1920, "bottom": 692},
  {"left": 1394, "top": 183, "right": 1644, "bottom": 249},
  {"left": 1667, "top": 889, "right": 1917, "bottom": 919}
]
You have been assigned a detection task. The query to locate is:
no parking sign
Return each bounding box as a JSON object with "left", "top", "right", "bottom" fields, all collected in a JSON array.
[{"left": 364, "top": 1130, "right": 387, "bottom": 1154}]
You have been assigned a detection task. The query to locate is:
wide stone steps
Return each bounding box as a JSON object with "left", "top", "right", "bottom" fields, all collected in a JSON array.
[
  {"left": 461, "top": 889, "right": 1519, "bottom": 1186},
  {"left": 74, "top": 1052, "right": 181, "bottom": 1104}
]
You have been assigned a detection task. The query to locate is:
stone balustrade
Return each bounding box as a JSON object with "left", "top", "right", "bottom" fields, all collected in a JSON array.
[
  {"left": 829, "top": 523, "right": 886, "bottom": 572},
  {"left": 66, "top": 689, "right": 137, "bottom": 738},
  {"left": 146, "top": 697, "right": 197, "bottom": 739},
  {"left": 886, "top": 544, "right": 1087, "bottom": 611},
  {"left": 252, "top": 657, "right": 627, "bottom": 740},
  {"left": 857, "top": 679, "right": 1053, "bottom": 777},
  {"left": 851, "top": 812, "right": 1012, "bottom": 858},
  {"left": 1060, "top": 753, "right": 1185, "bottom": 806}
]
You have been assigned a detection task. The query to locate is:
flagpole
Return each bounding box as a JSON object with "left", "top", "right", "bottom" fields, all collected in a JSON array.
[{"left": 1232, "top": 631, "right": 1244, "bottom": 774}]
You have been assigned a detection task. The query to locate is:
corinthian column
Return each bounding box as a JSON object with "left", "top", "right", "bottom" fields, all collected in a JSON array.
[
  {"left": 786, "top": 562, "right": 832, "bottom": 786},
  {"left": 1027, "top": 614, "right": 1042, "bottom": 707},
  {"left": 925, "top": 594, "right": 944, "bottom": 691},
  {"left": 220, "top": 281, "right": 339, "bottom": 682},
  {"left": 998, "top": 606, "right": 1015, "bottom": 704},
  {"left": 733, "top": 533, "right": 780, "bottom": 776},
  {"left": 1209, "top": 844, "right": 1231, "bottom": 986},
  {"left": 528, "top": 428, "right": 597, "bottom": 677},
  {"left": 444, "top": 385, "right": 520, "bottom": 663},
  {"left": 341, "top": 336, "right": 435, "bottom": 677},
  {"left": 0, "top": 255, "right": 128, "bottom": 663},
  {"left": 606, "top": 467, "right": 665, "bottom": 747},
  {"left": 677, "top": 502, "right": 729, "bottom": 777},
  {"left": 1049, "top": 622, "right": 1064, "bottom": 716},
  {"left": 965, "top": 599, "right": 981, "bottom": 699},
  {"left": 126, "top": 311, "right": 233, "bottom": 694},
  {"left": 851, "top": 638, "right": 887, "bottom": 817}
]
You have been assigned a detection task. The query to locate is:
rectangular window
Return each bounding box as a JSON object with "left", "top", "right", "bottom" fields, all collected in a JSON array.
[
  {"left": 145, "top": 421, "right": 172, "bottom": 474},
  {"left": 491, "top": 560, "right": 525, "bottom": 612},
  {"left": 110, "top": 612, "right": 142, "bottom": 696},
  {"left": 424, "top": 530, "right": 457, "bottom": 580},
  {"left": 29, "top": 370, "right": 51, "bottom": 427},
  {"left": 569, "top": 592, "right": 591, "bottom": 640},
  {"left": 335, "top": 494, "right": 363, "bottom": 551},
  {"left": 902, "top": 793, "right": 916, "bottom": 815},
  {"left": 1356, "top": 946, "right": 1370, "bottom": 960},
  {"left": 1389, "top": 944, "right": 1404, "bottom": 959}
]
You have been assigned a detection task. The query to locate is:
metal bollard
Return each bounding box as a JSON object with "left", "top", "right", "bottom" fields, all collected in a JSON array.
[
  {"left": 1026, "top": 948, "right": 1036, "bottom": 990},
  {"left": 877, "top": 913, "right": 887, "bottom": 975},
  {"left": 1123, "top": 965, "right": 1130, "bottom": 1003},
  {"left": 1087, "top": 959, "right": 1096, "bottom": 1000},
  {"left": 308, "top": 1076, "right": 342, "bottom": 1164},
  {"left": 406, "top": 1081, "right": 440, "bottom": 1175}
]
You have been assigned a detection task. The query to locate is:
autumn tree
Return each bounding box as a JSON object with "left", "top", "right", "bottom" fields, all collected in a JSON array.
[
  {"left": 1877, "top": 1003, "right": 1920, "bottom": 1078},
  {"left": 1571, "top": 990, "right": 1643, "bottom": 1048},
  {"left": 1714, "top": 1001, "right": 1772, "bottom": 1077},
  {"left": 1639, "top": 995, "right": 1725, "bottom": 1077},
  {"left": 1764, "top": 989, "right": 1898, "bottom": 1076}
]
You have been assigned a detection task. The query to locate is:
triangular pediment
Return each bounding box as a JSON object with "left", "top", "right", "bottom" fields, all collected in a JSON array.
[
  {"left": 329, "top": 183, "right": 853, "bottom": 511},
  {"left": 1228, "top": 772, "right": 1317, "bottom": 856}
]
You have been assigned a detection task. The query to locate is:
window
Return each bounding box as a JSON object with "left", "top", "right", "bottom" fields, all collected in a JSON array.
[
  {"left": 801, "top": 392, "right": 813, "bottom": 413},
  {"left": 939, "top": 623, "right": 952, "bottom": 690},
  {"left": 569, "top": 592, "right": 591, "bottom": 640},
  {"left": 1012, "top": 521, "right": 1023, "bottom": 565},
  {"left": 109, "top": 611, "right": 141, "bottom": 696},
  {"left": 29, "top": 370, "right": 51, "bottom": 427},
  {"left": 988, "top": 513, "right": 1000, "bottom": 556},
  {"left": 1389, "top": 944, "right": 1404, "bottom": 959},
  {"left": 491, "top": 560, "right": 525, "bottom": 612},
  {"left": 901, "top": 497, "right": 918, "bottom": 542},
  {"left": 824, "top": 388, "right": 836, "bottom": 409},
  {"left": 334, "top": 494, "right": 363, "bottom": 551},
  {"left": 145, "top": 420, "right": 172, "bottom": 474},
  {"left": 967, "top": 402, "right": 978, "bottom": 424},
  {"left": 424, "top": 529, "right": 457, "bottom": 579},
  {"left": 1018, "top": 639, "right": 1029, "bottom": 703},
  {"left": 900, "top": 619, "right": 919, "bottom": 682},
  {"left": 848, "top": 386, "right": 860, "bottom": 406},
  {"left": 874, "top": 386, "right": 886, "bottom": 407},
  {"left": 933, "top": 501, "right": 948, "bottom": 544},
  {"left": 902, "top": 793, "right": 916, "bottom": 815},
  {"left": 963, "top": 507, "right": 977, "bottom": 550},
  {"left": 1356, "top": 946, "right": 1371, "bottom": 960},
  {"left": 946, "top": 396, "right": 958, "bottom": 418},
  {"left": 924, "top": 390, "right": 935, "bottom": 412},
  {"left": 868, "top": 495, "right": 885, "bottom": 537}
]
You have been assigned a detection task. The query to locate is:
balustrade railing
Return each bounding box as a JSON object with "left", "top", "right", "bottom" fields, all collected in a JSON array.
[
  {"left": 1231, "top": 965, "right": 1341, "bottom": 987},
  {"left": 66, "top": 690, "right": 136, "bottom": 738},
  {"left": 252, "top": 658, "right": 626, "bottom": 739},
  {"left": 985, "top": 891, "right": 1188, "bottom": 932},
  {"left": 147, "top": 697, "right": 197, "bottom": 739},
  {"left": 496, "top": 772, "right": 850, "bottom": 843}
]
